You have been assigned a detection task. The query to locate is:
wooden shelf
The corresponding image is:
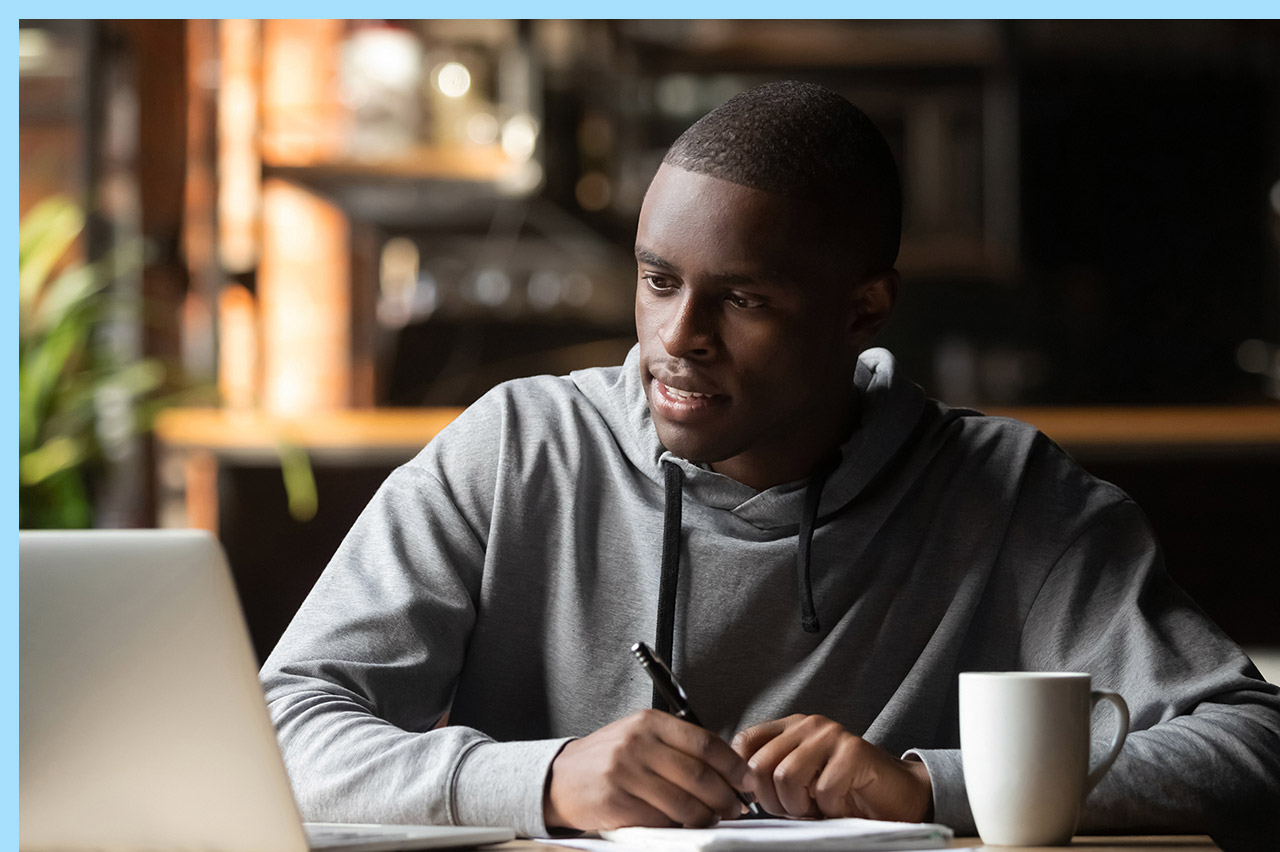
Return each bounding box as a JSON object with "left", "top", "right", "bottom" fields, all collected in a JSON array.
[
  {"left": 621, "top": 21, "right": 1002, "bottom": 69},
  {"left": 154, "top": 407, "right": 466, "bottom": 462},
  {"left": 264, "top": 144, "right": 517, "bottom": 184},
  {"left": 156, "top": 405, "right": 1280, "bottom": 461},
  {"left": 985, "top": 405, "right": 1280, "bottom": 457},
  {"left": 260, "top": 145, "right": 533, "bottom": 227}
]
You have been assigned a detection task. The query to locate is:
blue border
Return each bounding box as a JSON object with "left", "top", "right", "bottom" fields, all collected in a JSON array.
[
  {"left": 9, "top": 20, "right": 22, "bottom": 847},
  {"left": 14, "top": 6, "right": 1280, "bottom": 16}
]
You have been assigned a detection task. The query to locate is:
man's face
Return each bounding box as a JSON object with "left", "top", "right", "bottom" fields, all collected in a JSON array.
[{"left": 635, "top": 164, "right": 886, "bottom": 489}]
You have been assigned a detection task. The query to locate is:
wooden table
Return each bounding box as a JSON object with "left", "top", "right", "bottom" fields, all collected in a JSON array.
[{"left": 498, "top": 837, "right": 1218, "bottom": 851}]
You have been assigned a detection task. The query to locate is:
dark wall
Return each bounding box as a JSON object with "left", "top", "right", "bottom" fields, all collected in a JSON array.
[
  {"left": 881, "top": 23, "right": 1280, "bottom": 408},
  {"left": 219, "top": 463, "right": 398, "bottom": 663},
  {"left": 1081, "top": 455, "right": 1280, "bottom": 648},
  {"left": 1020, "top": 60, "right": 1277, "bottom": 404}
]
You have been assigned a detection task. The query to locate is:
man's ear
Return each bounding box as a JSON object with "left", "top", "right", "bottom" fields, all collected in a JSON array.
[{"left": 847, "top": 269, "right": 898, "bottom": 347}]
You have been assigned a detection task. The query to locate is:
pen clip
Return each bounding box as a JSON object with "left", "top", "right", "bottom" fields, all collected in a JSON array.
[{"left": 631, "top": 642, "right": 692, "bottom": 715}]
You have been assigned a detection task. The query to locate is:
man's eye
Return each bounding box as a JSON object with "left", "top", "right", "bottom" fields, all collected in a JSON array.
[
  {"left": 727, "top": 293, "right": 763, "bottom": 309},
  {"left": 642, "top": 273, "right": 674, "bottom": 291}
]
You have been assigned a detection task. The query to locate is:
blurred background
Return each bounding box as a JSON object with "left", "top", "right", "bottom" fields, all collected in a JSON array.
[{"left": 17, "top": 20, "right": 1280, "bottom": 671}]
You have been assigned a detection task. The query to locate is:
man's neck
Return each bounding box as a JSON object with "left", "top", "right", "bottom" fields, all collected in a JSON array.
[{"left": 710, "top": 391, "right": 859, "bottom": 491}]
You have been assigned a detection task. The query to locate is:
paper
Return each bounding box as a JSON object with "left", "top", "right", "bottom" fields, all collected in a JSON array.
[{"left": 539, "top": 818, "right": 952, "bottom": 852}]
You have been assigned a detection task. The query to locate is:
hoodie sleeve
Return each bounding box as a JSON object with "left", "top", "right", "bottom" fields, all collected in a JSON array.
[
  {"left": 916, "top": 498, "right": 1280, "bottom": 847},
  {"left": 259, "top": 405, "right": 572, "bottom": 837}
]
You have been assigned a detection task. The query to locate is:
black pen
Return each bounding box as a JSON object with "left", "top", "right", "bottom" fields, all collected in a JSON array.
[{"left": 630, "top": 642, "right": 766, "bottom": 818}]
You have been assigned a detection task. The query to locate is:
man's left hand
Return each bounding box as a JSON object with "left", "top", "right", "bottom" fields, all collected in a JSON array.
[{"left": 732, "top": 714, "right": 933, "bottom": 822}]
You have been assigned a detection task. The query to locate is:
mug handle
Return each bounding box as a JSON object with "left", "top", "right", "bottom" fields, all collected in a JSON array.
[{"left": 1086, "top": 689, "right": 1130, "bottom": 794}]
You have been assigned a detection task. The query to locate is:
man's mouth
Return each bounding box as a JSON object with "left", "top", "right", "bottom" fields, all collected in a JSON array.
[
  {"left": 660, "top": 382, "right": 714, "bottom": 401},
  {"left": 651, "top": 379, "right": 726, "bottom": 421}
]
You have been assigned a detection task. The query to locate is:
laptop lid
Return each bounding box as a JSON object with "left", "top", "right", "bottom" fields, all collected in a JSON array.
[{"left": 20, "top": 529, "right": 311, "bottom": 852}]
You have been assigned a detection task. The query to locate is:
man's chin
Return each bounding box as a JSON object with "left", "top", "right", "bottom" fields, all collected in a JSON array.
[{"left": 652, "top": 421, "right": 734, "bottom": 466}]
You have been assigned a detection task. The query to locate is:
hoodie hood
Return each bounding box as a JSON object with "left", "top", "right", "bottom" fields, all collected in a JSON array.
[{"left": 572, "top": 344, "right": 927, "bottom": 531}]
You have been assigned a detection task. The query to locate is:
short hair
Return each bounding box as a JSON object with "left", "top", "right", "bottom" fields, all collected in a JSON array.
[{"left": 663, "top": 80, "right": 902, "bottom": 275}]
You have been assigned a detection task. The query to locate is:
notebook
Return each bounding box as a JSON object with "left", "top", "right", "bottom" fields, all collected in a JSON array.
[
  {"left": 19, "top": 529, "right": 515, "bottom": 852},
  {"left": 596, "top": 818, "right": 953, "bottom": 852}
]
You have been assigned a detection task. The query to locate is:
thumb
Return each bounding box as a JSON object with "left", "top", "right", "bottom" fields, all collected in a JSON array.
[{"left": 731, "top": 717, "right": 789, "bottom": 758}]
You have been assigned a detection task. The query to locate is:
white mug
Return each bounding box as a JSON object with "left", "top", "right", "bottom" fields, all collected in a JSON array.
[{"left": 959, "top": 672, "right": 1129, "bottom": 846}]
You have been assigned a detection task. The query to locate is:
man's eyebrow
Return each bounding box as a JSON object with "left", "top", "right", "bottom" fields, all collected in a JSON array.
[
  {"left": 634, "top": 248, "right": 671, "bottom": 268},
  {"left": 635, "top": 247, "right": 781, "bottom": 288}
]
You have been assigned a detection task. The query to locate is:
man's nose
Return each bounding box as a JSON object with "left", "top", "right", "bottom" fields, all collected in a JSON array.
[{"left": 659, "top": 291, "right": 718, "bottom": 359}]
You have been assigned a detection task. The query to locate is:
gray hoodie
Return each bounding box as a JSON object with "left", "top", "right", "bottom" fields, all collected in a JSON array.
[{"left": 261, "top": 346, "right": 1280, "bottom": 845}]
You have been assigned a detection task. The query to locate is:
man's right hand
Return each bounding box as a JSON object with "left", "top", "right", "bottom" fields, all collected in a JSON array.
[{"left": 543, "top": 709, "right": 750, "bottom": 831}]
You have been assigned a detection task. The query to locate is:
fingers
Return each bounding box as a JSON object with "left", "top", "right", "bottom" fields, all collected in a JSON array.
[
  {"left": 592, "top": 785, "right": 674, "bottom": 830},
  {"left": 648, "top": 711, "right": 749, "bottom": 822},
  {"left": 809, "top": 739, "right": 931, "bottom": 822},
  {"left": 654, "top": 710, "right": 750, "bottom": 793},
  {"left": 632, "top": 765, "right": 731, "bottom": 827},
  {"left": 731, "top": 715, "right": 797, "bottom": 760},
  {"left": 545, "top": 709, "right": 750, "bottom": 831},
  {"left": 733, "top": 714, "right": 934, "bottom": 823},
  {"left": 588, "top": 752, "right": 726, "bottom": 828},
  {"left": 733, "top": 714, "right": 807, "bottom": 816},
  {"left": 770, "top": 747, "right": 825, "bottom": 817},
  {"left": 743, "top": 715, "right": 846, "bottom": 817}
]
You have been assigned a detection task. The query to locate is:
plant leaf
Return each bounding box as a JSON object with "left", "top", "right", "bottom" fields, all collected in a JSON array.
[
  {"left": 28, "top": 264, "right": 106, "bottom": 339},
  {"left": 19, "top": 197, "right": 84, "bottom": 318},
  {"left": 19, "top": 316, "right": 90, "bottom": 451},
  {"left": 275, "top": 439, "right": 318, "bottom": 523},
  {"left": 102, "top": 359, "right": 167, "bottom": 395},
  {"left": 20, "top": 435, "right": 90, "bottom": 486}
]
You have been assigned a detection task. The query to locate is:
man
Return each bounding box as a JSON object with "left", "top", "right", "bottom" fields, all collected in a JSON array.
[{"left": 261, "top": 82, "right": 1279, "bottom": 844}]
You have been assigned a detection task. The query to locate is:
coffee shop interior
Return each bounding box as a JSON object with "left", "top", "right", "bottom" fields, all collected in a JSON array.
[{"left": 18, "top": 20, "right": 1280, "bottom": 677}]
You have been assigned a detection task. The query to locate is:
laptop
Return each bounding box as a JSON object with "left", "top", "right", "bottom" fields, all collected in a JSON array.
[{"left": 19, "top": 529, "right": 516, "bottom": 852}]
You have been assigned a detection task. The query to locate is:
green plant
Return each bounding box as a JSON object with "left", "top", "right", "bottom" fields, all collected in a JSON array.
[
  {"left": 20, "top": 196, "right": 321, "bottom": 527},
  {"left": 18, "top": 196, "right": 163, "bottom": 528}
]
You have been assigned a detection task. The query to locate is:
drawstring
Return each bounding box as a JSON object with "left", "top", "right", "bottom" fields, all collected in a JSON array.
[
  {"left": 653, "top": 460, "right": 684, "bottom": 711},
  {"left": 797, "top": 452, "right": 840, "bottom": 633},
  {"left": 652, "top": 453, "right": 840, "bottom": 708}
]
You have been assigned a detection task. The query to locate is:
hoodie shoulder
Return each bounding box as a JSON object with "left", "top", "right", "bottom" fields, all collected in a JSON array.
[
  {"left": 929, "top": 403, "right": 1131, "bottom": 518},
  {"left": 938, "top": 404, "right": 1043, "bottom": 451},
  {"left": 399, "top": 368, "right": 633, "bottom": 512},
  {"left": 461, "top": 369, "right": 619, "bottom": 446}
]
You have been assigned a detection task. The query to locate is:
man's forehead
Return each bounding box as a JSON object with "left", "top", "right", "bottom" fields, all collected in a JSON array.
[
  {"left": 636, "top": 165, "right": 842, "bottom": 279},
  {"left": 642, "top": 163, "right": 793, "bottom": 212},
  {"left": 641, "top": 167, "right": 806, "bottom": 239}
]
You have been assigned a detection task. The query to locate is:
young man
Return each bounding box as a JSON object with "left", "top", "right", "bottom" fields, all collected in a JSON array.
[{"left": 260, "top": 82, "right": 1279, "bottom": 843}]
